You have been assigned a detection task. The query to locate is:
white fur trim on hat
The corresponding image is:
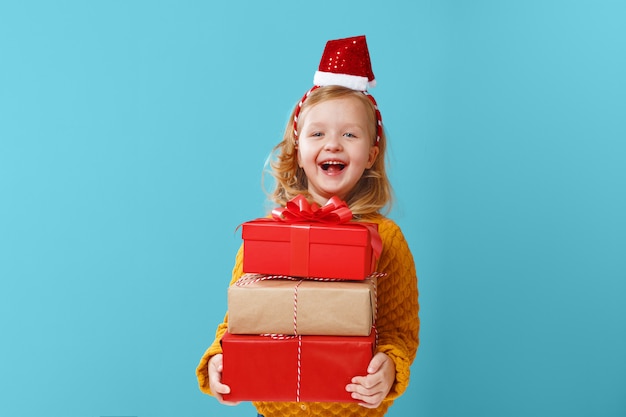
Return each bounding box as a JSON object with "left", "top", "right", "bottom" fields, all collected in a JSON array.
[{"left": 314, "top": 71, "right": 376, "bottom": 91}]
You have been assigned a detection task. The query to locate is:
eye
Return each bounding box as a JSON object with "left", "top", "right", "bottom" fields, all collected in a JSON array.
[
  {"left": 311, "top": 132, "right": 323, "bottom": 137},
  {"left": 343, "top": 132, "right": 357, "bottom": 138}
]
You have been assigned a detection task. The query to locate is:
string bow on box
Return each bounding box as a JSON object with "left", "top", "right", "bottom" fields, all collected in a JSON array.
[{"left": 271, "top": 194, "right": 353, "bottom": 224}]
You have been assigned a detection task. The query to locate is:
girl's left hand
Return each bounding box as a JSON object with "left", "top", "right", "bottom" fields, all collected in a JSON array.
[{"left": 345, "top": 352, "right": 396, "bottom": 408}]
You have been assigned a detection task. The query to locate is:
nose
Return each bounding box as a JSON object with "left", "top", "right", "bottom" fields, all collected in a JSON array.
[{"left": 323, "top": 133, "right": 343, "bottom": 152}]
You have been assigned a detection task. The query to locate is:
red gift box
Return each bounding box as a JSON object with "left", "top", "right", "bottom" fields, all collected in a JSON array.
[
  {"left": 242, "top": 220, "right": 379, "bottom": 280},
  {"left": 221, "top": 331, "right": 376, "bottom": 402}
]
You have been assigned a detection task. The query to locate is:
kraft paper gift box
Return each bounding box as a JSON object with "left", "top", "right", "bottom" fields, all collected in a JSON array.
[
  {"left": 241, "top": 220, "right": 379, "bottom": 280},
  {"left": 228, "top": 275, "right": 377, "bottom": 336},
  {"left": 221, "top": 331, "right": 376, "bottom": 403}
]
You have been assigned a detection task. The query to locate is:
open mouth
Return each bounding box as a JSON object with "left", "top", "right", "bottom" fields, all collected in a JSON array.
[{"left": 320, "top": 160, "right": 346, "bottom": 173}]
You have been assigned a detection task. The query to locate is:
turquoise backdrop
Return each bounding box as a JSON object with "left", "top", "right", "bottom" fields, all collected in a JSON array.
[{"left": 1, "top": 1, "right": 624, "bottom": 416}]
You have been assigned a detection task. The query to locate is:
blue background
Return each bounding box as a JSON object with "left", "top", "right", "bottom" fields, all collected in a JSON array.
[{"left": 1, "top": 1, "right": 624, "bottom": 416}]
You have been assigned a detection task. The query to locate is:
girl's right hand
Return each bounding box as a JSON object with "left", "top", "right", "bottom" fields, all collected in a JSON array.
[{"left": 208, "top": 354, "right": 240, "bottom": 406}]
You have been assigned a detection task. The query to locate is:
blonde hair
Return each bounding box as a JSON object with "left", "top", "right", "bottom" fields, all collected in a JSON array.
[{"left": 269, "top": 85, "right": 393, "bottom": 218}]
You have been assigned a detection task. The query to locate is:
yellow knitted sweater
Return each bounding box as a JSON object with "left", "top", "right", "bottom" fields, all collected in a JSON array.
[{"left": 196, "top": 215, "right": 420, "bottom": 416}]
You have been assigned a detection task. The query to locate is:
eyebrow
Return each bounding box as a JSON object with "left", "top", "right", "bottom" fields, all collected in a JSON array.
[{"left": 304, "top": 122, "right": 366, "bottom": 132}]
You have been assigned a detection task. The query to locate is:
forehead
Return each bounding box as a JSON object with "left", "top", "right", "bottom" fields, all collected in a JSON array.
[{"left": 300, "top": 96, "right": 373, "bottom": 125}]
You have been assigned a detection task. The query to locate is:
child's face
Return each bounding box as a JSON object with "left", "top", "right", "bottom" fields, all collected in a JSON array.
[{"left": 297, "top": 96, "right": 379, "bottom": 204}]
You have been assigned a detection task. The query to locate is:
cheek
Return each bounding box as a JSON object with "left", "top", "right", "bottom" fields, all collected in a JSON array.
[
  {"left": 297, "top": 144, "right": 314, "bottom": 168},
  {"left": 297, "top": 148, "right": 303, "bottom": 168}
]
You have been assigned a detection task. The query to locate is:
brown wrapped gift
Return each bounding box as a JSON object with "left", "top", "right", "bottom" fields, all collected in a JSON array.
[{"left": 228, "top": 275, "right": 377, "bottom": 336}]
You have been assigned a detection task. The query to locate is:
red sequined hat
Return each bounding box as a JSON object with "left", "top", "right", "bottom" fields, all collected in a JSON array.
[
  {"left": 294, "top": 35, "right": 382, "bottom": 145},
  {"left": 314, "top": 35, "right": 376, "bottom": 91}
]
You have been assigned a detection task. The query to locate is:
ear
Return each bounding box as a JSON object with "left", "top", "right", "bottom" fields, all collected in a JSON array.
[{"left": 366, "top": 145, "right": 380, "bottom": 169}]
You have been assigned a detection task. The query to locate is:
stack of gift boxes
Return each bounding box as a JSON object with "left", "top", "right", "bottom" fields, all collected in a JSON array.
[{"left": 221, "top": 209, "right": 381, "bottom": 403}]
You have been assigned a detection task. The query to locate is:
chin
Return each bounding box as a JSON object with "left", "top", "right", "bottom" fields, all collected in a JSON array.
[{"left": 321, "top": 191, "right": 347, "bottom": 201}]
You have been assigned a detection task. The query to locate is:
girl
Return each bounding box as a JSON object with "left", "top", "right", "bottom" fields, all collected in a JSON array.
[{"left": 196, "top": 35, "right": 419, "bottom": 417}]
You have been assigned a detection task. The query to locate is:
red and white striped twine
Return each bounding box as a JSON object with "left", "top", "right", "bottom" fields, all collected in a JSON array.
[
  {"left": 296, "top": 335, "right": 302, "bottom": 401},
  {"left": 235, "top": 272, "right": 385, "bottom": 286},
  {"left": 293, "top": 280, "right": 303, "bottom": 336},
  {"left": 238, "top": 271, "right": 386, "bottom": 344},
  {"left": 237, "top": 271, "right": 387, "bottom": 401},
  {"left": 258, "top": 333, "right": 302, "bottom": 402}
]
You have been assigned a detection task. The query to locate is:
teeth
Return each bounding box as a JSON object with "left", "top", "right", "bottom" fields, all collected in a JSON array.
[{"left": 320, "top": 160, "right": 346, "bottom": 171}]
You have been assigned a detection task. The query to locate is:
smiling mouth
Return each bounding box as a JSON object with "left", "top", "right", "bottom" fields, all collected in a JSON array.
[{"left": 320, "top": 161, "right": 346, "bottom": 172}]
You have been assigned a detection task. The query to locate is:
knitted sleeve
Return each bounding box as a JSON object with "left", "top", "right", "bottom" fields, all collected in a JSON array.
[
  {"left": 196, "top": 245, "right": 244, "bottom": 395},
  {"left": 373, "top": 217, "right": 420, "bottom": 401}
]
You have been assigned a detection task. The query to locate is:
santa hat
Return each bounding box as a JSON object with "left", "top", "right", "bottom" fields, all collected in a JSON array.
[
  {"left": 313, "top": 35, "right": 376, "bottom": 91},
  {"left": 294, "top": 35, "right": 382, "bottom": 145}
]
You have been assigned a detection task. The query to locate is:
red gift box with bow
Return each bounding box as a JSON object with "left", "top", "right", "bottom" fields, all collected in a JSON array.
[
  {"left": 242, "top": 196, "right": 381, "bottom": 280},
  {"left": 221, "top": 331, "right": 376, "bottom": 402}
]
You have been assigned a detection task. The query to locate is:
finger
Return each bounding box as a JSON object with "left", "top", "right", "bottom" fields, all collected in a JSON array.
[
  {"left": 350, "top": 390, "right": 384, "bottom": 409},
  {"left": 351, "top": 375, "right": 382, "bottom": 391},
  {"left": 358, "top": 400, "right": 382, "bottom": 409},
  {"left": 209, "top": 356, "right": 224, "bottom": 371},
  {"left": 213, "top": 384, "right": 241, "bottom": 406},
  {"left": 213, "top": 381, "right": 231, "bottom": 395},
  {"left": 215, "top": 392, "right": 241, "bottom": 406},
  {"left": 346, "top": 380, "right": 383, "bottom": 397},
  {"left": 367, "top": 352, "right": 387, "bottom": 374}
]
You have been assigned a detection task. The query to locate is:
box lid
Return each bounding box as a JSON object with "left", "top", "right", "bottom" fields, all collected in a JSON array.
[{"left": 242, "top": 220, "right": 376, "bottom": 247}]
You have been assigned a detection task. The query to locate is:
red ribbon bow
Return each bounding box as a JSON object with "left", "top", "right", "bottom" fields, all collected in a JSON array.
[
  {"left": 271, "top": 195, "right": 382, "bottom": 259},
  {"left": 271, "top": 195, "right": 353, "bottom": 224}
]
